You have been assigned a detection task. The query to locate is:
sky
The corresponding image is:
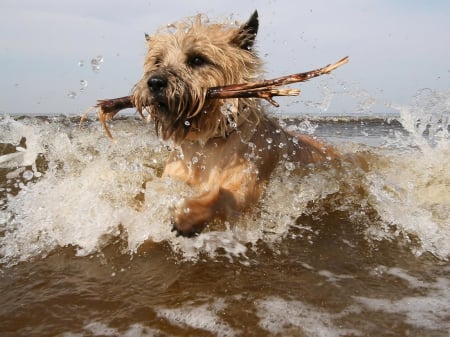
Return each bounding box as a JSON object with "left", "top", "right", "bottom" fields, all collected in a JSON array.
[{"left": 0, "top": 0, "right": 449, "bottom": 116}]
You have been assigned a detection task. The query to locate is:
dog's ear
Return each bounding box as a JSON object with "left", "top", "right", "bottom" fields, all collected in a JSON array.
[{"left": 231, "top": 10, "right": 259, "bottom": 51}]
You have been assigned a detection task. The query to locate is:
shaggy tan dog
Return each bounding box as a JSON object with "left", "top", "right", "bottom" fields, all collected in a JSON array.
[{"left": 131, "top": 11, "right": 338, "bottom": 236}]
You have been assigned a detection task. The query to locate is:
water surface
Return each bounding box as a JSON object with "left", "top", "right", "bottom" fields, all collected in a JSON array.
[{"left": 1, "top": 89, "right": 449, "bottom": 336}]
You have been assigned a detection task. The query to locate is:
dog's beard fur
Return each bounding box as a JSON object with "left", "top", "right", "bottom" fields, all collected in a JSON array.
[
  {"left": 132, "top": 13, "right": 262, "bottom": 144},
  {"left": 134, "top": 67, "right": 208, "bottom": 143}
]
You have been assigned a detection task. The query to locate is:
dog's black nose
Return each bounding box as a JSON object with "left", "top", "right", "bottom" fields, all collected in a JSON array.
[{"left": 147, "top": 75, "right": 167, "bottom": 92}]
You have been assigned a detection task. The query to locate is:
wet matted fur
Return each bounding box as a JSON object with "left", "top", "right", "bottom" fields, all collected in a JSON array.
[{"left": 132, "top": 11, "right": 338, "bottom": 236}]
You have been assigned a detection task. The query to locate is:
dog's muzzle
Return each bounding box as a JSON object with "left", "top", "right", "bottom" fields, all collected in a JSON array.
[{"left": 147, "top": 75, "right": 170, "bottom": 111}]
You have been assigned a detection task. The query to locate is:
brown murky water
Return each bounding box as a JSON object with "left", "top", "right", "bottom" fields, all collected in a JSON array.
[{"left": 1, "top": 107, "right": 449, "bottom": 336}]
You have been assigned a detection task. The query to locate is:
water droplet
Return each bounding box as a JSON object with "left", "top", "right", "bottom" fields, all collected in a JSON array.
[
  {"left": 285, "top": 162, "right": 295, "bottom": 171},
  {"left": 80, "top": 79, "right": 88, "bottom": 92},
  {"left": 91, "top": 61, "right": 100, "bottom": 72},
  {"left": 67, "top": 91, "right": 77, "bottom": 99},
  {"left": 22, "top": 170, "right": 34, "bottom": 180},
  {"left": 278, "top": 142, "right": 285, "bottom": 149},
  {"left": 130, "top": 163, "right": 143, "bottom": 172},
  {"left": 166, "top": 23, "right": 177, "bottom": 34},
  {"left": 266, "top": 137, "right": 273, "bottom": 144},
  {"left": 192, "top": 156, "right": 198, "bottom": 164},
  {"left": 221, "top": 103, "right": 234, "bottom": 116},
  {"left": 183, "top": 207, "right": 190, "bottom": 214},
  {"left": 78, "top": 60, "right": 84, "bottom": 67},
  {"left": 90, "top": 55, "right": 104, "bottom": 72},
  {"left": 184, "top": 120, "right": 191, "bottom": 126}
]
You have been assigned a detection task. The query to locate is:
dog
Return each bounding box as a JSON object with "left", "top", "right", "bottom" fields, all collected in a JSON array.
[{"left": 131, "top": 11, "right": 338, "bottom": 236}]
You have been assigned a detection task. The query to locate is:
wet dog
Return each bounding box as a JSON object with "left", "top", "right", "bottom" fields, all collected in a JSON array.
[{"left": 132, "top": 11, "right": 338, "bottom": 236}]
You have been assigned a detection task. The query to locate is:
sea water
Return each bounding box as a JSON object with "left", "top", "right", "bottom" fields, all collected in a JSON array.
[{"left": 0, "top": 89, "right": 449, "bottom": 336}]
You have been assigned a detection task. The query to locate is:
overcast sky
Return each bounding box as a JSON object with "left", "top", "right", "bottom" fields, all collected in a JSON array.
[{"left": 1, "top": 0, "right": 449, "bottom": 116}]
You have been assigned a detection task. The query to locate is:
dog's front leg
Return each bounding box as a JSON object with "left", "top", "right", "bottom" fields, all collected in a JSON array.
[
  {"left": 171, "top": 187, "right": 238, "bottom": 237},
  {"left": 171, "top": 161, "right": 262, "bottom": 237}
]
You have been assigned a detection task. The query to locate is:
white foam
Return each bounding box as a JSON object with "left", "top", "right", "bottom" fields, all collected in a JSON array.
[
  {"left": 1, "top": 95, "right": 450, "bottom": 264},
  {"left": 318, "top": 269, "right": 354, "bottom": 285},
  {"left": 1, "top": 117, "right": 307, "bottom": 266},
  {"left": 255, "top": 296, "right": 360, "bottom": 337},
  {"left": 393, "top": 88, "right": 450, "bottom": 149},
  {"left": 366, "top": 144, "right": 450, "bottom": 259},
  {"left": 175, "top": 230, "right": 248, "bottom": 262},
  {"left": 354, "top": 269, "right": 450, "bottom": 331},
  {"left": 385, "top": 267, "right": 428, "bottom": 288},
  {"left": 58, "top": 322, "right": 160, "bottom": 337},
  {"left": 2, "top": 164, "right": 121, "bottom": 261},
  {"left": 84, "top": 322, "right": 117, "bottom": 336},
  {"left": 156, "top": 298, "right": 236, "bottom": 337},
  {"left": 365, "top": 89, "right": 450, "bottom": 259},
  {"left": 0, "top": 117, "right": 174, "bottom": 265},
  {"left": 0, "top": 115, "right": 42, "bottom": 168}
]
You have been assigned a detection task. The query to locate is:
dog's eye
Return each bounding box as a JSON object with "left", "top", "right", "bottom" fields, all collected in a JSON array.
[{"left": 188, "top": 55, "right": 206, "bottom": 67}]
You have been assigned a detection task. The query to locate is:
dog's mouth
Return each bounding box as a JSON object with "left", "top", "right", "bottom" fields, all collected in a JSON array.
[
  {"left": 150, "top": 94, "right": 191, "bottom": 122},
  {"left": 154, "top": 100, "right": 168, "bottom": 112},
  {"left": 142, "top": 83, "right": 209, "bottom": 143},
  {"left": 149, "top": 95, "right": 192, "bottom": 142},
  {"left": 151, "top": 96, "right": 170, "bottom": 115}
]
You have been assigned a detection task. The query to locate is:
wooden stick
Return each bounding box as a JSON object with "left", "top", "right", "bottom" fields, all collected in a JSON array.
[
  {"left": 81, "top": 56, "right": 349, "bottom": 138},
  {"left": 207, "top": 56, "right": 349, "bottom": 99},
  {"left": 79, "top": 97, "right": 136, "bottom": 140}
]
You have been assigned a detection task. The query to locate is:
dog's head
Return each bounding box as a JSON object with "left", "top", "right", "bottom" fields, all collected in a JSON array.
[{"left": 132, "top": 11, "right": 262, "bottom": 144}]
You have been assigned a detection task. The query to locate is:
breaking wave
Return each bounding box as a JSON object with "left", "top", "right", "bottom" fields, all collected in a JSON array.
[{"left": 0, "top": 89, "right": 449, "bottom": 266}]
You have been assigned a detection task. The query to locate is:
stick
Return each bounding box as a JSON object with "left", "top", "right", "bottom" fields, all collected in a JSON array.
[
  {"left": 80, "top": 97, "right": 136, "bottom": 139},
  {"left": 207, "top": 56, "right": 349, "bottom": 103},
  {"left": 82, "top": 56, "right": 348, "bottom": 138}
]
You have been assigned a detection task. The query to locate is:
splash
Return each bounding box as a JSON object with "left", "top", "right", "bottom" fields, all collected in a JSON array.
[
  {"left": 395, "top": 88, "right": 449, "bottom": 147},
  {"left": 1, "top": 88, "right": 449, "bottom": 265},
  {"left": 366, "top": 89, "right": 450, "bottom": 259},
  {"left": 0, "top": 114, "right": 351, "bottom": 266},
  {"left": 0, "top": 115, "right": 43, "bottom": 169}
]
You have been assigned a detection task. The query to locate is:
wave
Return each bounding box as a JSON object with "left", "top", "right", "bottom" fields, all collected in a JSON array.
[{"left": 0, "top": 89, "right": 449, "bottom": 266}]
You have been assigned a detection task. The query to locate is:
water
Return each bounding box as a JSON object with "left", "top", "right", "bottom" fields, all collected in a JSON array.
[
  {"left": 0, "top": 89, "right": 449, "bottom": 336},
  {"left": 90, "top": 55, "right": 104, "bottom": 73}
]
